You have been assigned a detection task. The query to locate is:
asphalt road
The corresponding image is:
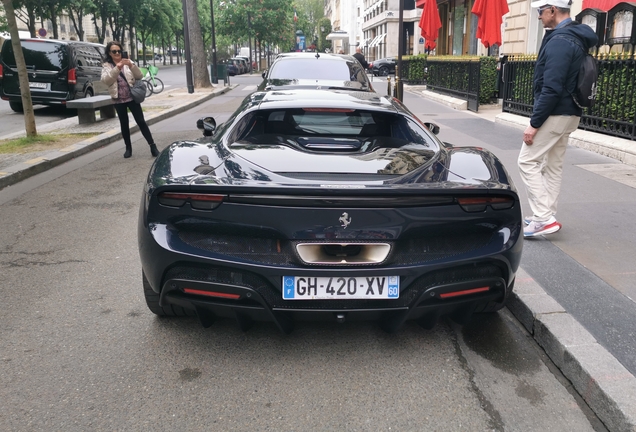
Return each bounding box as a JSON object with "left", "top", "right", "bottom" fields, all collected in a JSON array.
[{"left": 0, "top": 77, "right": 605, "bottom": 430}]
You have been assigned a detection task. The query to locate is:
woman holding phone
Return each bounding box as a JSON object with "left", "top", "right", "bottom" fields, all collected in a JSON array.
[{"left": 101, "top": 41, "right": 159, "bottom": 158}]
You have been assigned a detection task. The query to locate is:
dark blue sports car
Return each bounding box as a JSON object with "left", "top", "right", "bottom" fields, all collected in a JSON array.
[{"left": 138, "top": 89, "right": 523, "bottom": 333}]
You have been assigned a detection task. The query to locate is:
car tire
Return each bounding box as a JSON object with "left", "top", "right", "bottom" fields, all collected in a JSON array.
[
  {"left": 85, "top": 88, "right": 93, "bottom": 98},
  {"left": 142, "top": 271, "right": 195, "bottom": 317},
  {"left": 475, "top": 278, "right": 515, "bottom": 313},
  {"left": 9, "top": 101, "right": 23, "bottom": 113},
  {"left": 379, "top": 66, "right": 389, "bottom": 76}
]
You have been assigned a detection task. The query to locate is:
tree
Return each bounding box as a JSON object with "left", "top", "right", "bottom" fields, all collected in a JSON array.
[
  {"left": 11, "top": 0, "right": 40, "bottom": 37},
  {"left": 1, "top": 0, "right": 36, "bottom": 136},
  {"left": 184, "top": 0, "right": 211, "bottom": 87},
  {"left": 67, "top": 0, "right": 96, "bottom": 41},
  {"left": 91, "top": 0, "right": 118, "bottom": 44},
  {"left": 0, "top": 4, "right": 7, "bottom": 33},
  {"left": 40, "top": 0, "right": 69, "bottom": 40}
]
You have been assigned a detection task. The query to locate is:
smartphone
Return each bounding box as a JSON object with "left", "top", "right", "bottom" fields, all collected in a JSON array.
[{"left": 122, "top": 51, "right": 129, "bottom": 59}]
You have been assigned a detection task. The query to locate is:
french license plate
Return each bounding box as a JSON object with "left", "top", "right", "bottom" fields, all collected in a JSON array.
[
  {"left": 282, "top": 276, "right": 399, "bottom": 300},
  {"left": 29, "top": 82, "right": 47, "bottom": 89}
]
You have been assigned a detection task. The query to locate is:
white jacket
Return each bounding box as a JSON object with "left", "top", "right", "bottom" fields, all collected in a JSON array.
[{"left": 101, "top": 62, "right": 143, "bottom": 99}]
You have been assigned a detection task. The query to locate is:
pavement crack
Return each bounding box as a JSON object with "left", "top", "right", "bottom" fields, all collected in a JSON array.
[{"left": 448, "top": 318, "right": 505, "bottom": 432}]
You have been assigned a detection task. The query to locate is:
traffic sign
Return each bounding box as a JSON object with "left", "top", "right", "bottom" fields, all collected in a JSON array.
[{"left": 38, "top": 28, "right": 47, "bottom": 37}]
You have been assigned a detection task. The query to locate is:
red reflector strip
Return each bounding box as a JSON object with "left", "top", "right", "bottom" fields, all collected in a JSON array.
[
  {"left": 439, "top": 286, "right": 490, "bottom": 299},
  {"left": 302, "top": 108, "right": 355, "bottom": 112},
  {"left": 183, "top": 288, "right": 241, "bottom": 299},
  {"left": 160, "top": 193, "right": 225, "bottom": 201}
]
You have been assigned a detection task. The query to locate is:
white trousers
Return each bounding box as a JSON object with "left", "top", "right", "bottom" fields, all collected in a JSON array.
[{"left": 518, "top": 115, "right": 580, "bottom": 222}]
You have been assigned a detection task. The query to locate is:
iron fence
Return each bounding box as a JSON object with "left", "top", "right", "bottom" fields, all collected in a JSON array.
[
  {"left": 426, "top": 59, "right": 481, "bottom": 112},
  {"left": 502, "top": 53, "right": 636, "bottom": 140}
]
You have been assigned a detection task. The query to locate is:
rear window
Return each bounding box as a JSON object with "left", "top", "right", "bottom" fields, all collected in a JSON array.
[
  {"left": 2, "top": 41, "right": 68, "bottom": 71},
  {"left": 269, "top": 58, "right": 367, "bottom": 83},
  {"left": 231, "top": 108, "right": 439, "bottom": 152}
]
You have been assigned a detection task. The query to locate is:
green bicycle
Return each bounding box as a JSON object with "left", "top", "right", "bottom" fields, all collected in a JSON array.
[{"left": 139, "top": 65, "right": 164, "bottom": 97}]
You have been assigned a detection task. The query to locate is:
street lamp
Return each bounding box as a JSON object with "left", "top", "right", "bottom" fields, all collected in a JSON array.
[
  {"left": 182, "top": 0, "right": 194, "bottom": 93},
  {"left": 396, "top": 0, "right": 404, "bottom": 101},
  {"left": 210, "top": 0, "right": 218, "bottom": 84}
]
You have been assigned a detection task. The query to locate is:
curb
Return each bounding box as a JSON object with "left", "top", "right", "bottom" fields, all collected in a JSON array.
[
  {"left": 0, "top": 85, "right": 234, "bottom": 191},
  {"left": 509, "top": 268, "right": 636, "bottom": 431}
]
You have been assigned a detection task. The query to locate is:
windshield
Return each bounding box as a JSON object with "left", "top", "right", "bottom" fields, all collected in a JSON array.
[{"left": 1, "top": 41, "right": 68, "bottom": 71}]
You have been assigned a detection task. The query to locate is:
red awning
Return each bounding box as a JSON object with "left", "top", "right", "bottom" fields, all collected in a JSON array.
[
  {"left": 419, "top": 0, "right": 442, "bottom": 50},
  {"left": 581, "top": 0, "right": 623, "bottom": 10},
  {"left": 471, "top": 0, "right": 509, "bottom": 48}
]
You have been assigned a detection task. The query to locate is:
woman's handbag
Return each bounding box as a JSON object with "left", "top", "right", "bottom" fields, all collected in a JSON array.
[{"left": 130, "top": 80, "right": 147, "bottom": 104}]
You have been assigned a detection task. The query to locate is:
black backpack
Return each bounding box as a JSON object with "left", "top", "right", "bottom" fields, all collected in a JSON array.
[{"left": 567, "top": 36, "right": 598, "bottom": 109}]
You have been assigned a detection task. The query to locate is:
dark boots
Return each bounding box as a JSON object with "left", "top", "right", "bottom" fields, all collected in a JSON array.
[
  {"left": 149, "top": 143, "right": 159, "bottom": 157},
  {"left": 124, "top": 144, "right": 159, "bottom": 158}
]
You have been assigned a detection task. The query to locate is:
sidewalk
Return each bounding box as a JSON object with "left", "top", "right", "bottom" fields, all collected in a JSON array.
[
  {"left": 0, "top": 84, "right": 235, "bottom": 190},
  {"left": 2, "top": 83, "right": 635, "bottom": 431},
  {"left": 408, "top": 85, "right": 636, "bottom": 167}
]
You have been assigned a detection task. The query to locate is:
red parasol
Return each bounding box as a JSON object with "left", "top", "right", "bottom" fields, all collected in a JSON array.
[
  {"left": 581, "top": 0, "right": 622, "bottom": 9},
  {"left": 471, "top": 0, "right": 509, "bottom": 48},
  {"left": 419, "top": 0, "right": 442, "bottom": 50}
]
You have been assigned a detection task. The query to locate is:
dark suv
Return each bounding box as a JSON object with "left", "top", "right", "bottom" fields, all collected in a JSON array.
[{"left": 0, "top": 38, "right": 108, "bottom": 112}]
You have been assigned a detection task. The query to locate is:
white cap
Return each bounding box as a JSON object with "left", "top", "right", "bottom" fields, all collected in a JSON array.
[{"left": 530, "top": 0, "right": 572, "bottom": 8}]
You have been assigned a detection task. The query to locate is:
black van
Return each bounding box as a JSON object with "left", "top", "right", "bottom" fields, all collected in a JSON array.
[{"left": 0, "top": 38, "right": 109, "bottom": 112}]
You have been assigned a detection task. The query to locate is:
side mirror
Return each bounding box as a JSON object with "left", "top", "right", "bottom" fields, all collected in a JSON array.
[
  {"left": 196, "top": 117, "right": 217, "bottom": 136},
  {"left": 261, "top": 70, "right": 267, "bottom": 79},
  {"left": 423, "top": 122, "right": 440, "bottom": 135}
]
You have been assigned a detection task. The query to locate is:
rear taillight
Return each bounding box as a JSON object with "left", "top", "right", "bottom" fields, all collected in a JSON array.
[
  {"left": 457, "top": 196, "right": 515, "bottom": 212},
  {"left": 157, "top": 192, "right": 225, "bottom": 210},
  {"left": 0, "top": 64, "right": 3, "bottom": 79},
  {"left": 68, "top": 68, "right": 77, "bottom": 84}
]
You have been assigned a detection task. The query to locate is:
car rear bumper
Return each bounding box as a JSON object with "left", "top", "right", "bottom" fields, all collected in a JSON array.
[{"left": 139, "top": 216, "right": 522, "bottom": 333}]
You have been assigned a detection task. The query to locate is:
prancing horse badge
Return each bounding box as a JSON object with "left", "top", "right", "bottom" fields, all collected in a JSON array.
[{"left": 339, "top": 212, "right": 352, "bottom": 229}]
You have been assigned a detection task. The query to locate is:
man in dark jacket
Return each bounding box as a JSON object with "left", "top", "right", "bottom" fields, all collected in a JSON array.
[
  {"left": 353, "top": 47, "right": 369, "bottom": 70},
  {"left": 520, "top": 0, "right": 598, "bottom": 237}
]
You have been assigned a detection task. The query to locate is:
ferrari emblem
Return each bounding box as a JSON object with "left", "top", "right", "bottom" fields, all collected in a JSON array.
[{"left": 339, "top": 212, "right": 352, "bottom": 229}]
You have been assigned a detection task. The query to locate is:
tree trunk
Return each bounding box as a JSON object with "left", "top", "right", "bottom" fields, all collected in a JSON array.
[
  {"left": 185, "top": 0, "right": 211, "bottom": 88},
  {"left": 1, "top": 0, "right": 37, "bottom": 137}
]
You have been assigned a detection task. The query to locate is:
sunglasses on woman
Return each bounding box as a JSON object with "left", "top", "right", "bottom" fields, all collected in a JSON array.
[{"left": 110, "top": 50, "right": 122, "bottom": 54}]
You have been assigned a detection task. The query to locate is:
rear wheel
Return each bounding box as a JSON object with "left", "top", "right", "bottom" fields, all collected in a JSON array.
[
  {"left": 142, "top": 271, "right": 194, "bottom": 317},
  {"left": 9, "top": 101, "right": 23, "bottom": 113},
  {"left": 84, "top": 88, "right": 93, "bottom": 98},
  {"left": 148, "top": 77, "right": 164, "bottom": 95},
  {"left": 144, "top": 80, "right": 153, "bottom": 97},
  {"left": 379, "top": 66, "right": 389, "bottom": 76}
]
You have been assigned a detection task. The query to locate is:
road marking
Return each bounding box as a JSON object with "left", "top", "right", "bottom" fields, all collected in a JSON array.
[{"left": 242, "top": 85, "right": 257, "bottom": 92}]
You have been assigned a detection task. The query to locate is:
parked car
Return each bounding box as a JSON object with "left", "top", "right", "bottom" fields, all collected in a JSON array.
[
  {"left": 258, "top": 52, "right": 373, "bottom": 92},
  {"left": 235, "top": 55, "right": 252, "bottom": 73},
  {"left": 230, "top": 57, "right": 247, "bottom": 74},
  {"left": 370, "top": 57, "right": 396, "bottom": 76},
  {"left": 222, "top": 59, "right": 238, "bottom": 76},
  {"left": 0, "top": 38, "right": 109, "bottom": 112},
  {"left": 138, "top": 88, "right": 523, "bottom": 333}
]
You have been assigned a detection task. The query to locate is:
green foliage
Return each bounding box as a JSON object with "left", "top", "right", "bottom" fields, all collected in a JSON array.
[
  {"left": 478, "top": 56, "right": 497, "bottom": 104},
  {"left": 421, "top": 55, "right": 498, "bottom": 105},
  {"left": 592, "top": 54, "right": 636, "bottom": 124},
  {"left": 404, "top": 54, "right": 427, "bottom": 84},
  {"left": 0, "top": 4, "right": 8, "bottom": 33}
]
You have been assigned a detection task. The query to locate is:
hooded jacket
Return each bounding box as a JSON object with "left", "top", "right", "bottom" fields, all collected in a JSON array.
[
  {"left": 530, "top": 20, "right": 598, "bottom": 128},
  {"left": 101, "top": 62, "right": 143, "bottom": 100}
]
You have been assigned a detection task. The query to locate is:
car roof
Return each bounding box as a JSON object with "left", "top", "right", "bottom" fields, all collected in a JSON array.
[
  {"left": 249, "top": 89, "right": 399, "bottom": 113},
  {"left": 274, "top": 52, "right": 354, "bottom": 61}
]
